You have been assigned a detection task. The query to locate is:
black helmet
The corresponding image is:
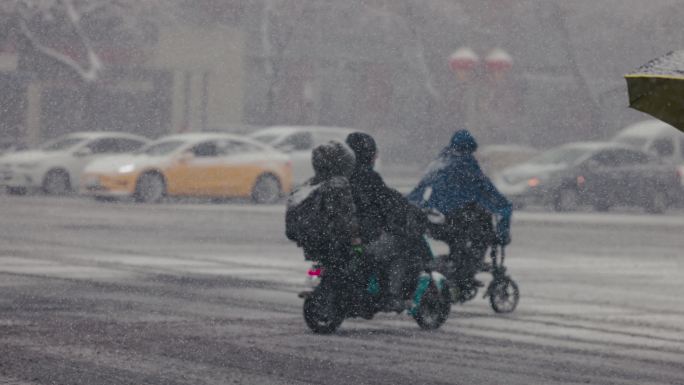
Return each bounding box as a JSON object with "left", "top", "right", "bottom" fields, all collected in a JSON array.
[
  {"left": 312, "top": 141, "right": 355, "bottom": 179},
  {"left": 346, "top": 132, "right": 377, "bottom": 166}
]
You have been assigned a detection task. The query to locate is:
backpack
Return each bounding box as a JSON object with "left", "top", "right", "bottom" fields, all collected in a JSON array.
[{"left": 285, "top": 182, "right": 326, "bottom": 254}]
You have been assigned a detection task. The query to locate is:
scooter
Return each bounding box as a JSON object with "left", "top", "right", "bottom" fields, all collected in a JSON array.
[{"left": 298, "top": 247, "right": 451, "bottom": 334}]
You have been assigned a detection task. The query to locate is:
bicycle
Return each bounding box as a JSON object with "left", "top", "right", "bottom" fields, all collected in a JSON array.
[{"left": 436, "top": 244, "right": 519, "bottom": 313}]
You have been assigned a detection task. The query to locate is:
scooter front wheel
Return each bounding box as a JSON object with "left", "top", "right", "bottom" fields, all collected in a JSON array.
[
  {"left": 488, "top": 277, "right": 519, "bottom": 313},
  {"left": 413, "top": 282, "right": 451, "bottom": 330},
  {"left": 303, "top": 286, "right": 343, "bottom": 334}
]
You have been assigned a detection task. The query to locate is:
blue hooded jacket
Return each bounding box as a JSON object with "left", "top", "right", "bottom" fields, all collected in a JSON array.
[{"left": 407, "top": 130, "right": 512, "bottom": 242}]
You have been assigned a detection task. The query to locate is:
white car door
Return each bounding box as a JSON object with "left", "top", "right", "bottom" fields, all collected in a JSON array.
[
  {"left": 69, "top": 137, "right": 125, "bottom": 187},
  {"left": 274, "top": 131, "right": 314, "bottom": 185}
]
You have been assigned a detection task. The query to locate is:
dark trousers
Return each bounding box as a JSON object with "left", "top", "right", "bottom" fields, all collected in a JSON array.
[
  {"left": 366, "top": 231, "right": 431, "bottom": 301},
  {"left": 430, "top": 204, "right": 495, "bottom": 283}
]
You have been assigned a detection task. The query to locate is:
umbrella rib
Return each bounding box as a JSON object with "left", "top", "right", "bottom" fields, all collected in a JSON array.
[{"left": 628, "top": 94, "right": 645, "bottom": 106}]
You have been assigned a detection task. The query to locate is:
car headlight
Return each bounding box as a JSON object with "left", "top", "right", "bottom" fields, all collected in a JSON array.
[
  {"left": 527, "top": 177, "right": 541, "bottom": 187},
  {"left": 117, "top": 164, "right": 136, "bottom": 173},
  {"left": 16, "top": 161, "right": 41, "bottom": 169}
]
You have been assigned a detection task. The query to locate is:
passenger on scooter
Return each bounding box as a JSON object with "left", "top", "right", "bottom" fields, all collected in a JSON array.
[
  {"left": 346, "top": 132, "right": 431, "bottom": 312},
  {"left": 408, "top": 130, "right": 512, "bottom": 288},
  {"left": 285, "top": 141, "right": 363, "bottom": 291}
]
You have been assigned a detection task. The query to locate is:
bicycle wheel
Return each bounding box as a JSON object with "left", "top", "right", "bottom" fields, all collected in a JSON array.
[{"left": 489, "top": 277, "right": 519, "bottom": 313}]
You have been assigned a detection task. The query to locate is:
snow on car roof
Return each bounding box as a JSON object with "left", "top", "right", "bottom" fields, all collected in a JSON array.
[
  {"left": 68, "top": 131, "right": 146, "bottom": 138},
  {"left": 614, "top": 120, "right": 678, "bottom": 138},
  {"left": 560, "top": 141, "right": 633, "bottom": 151},
  {"left": 479, "top": 144, "right": 537, "bottom": 154},
  {"left": 250, "top": 126, "right": 361, "bottom": 136},
  {"left": 155, "top": 132, "right": 270, "bottom": 147}
]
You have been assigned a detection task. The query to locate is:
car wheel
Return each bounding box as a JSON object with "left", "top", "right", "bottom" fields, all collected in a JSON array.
[
  {"left": 645, "top": 190, "right": 667, "bottom": 214},
  {"left": 6, "top": 186, "right": 27, "bottom": 195},
  {"left": 509, "top": 198, "right": 526, "bottom": 210},
  {"left": 94, "top": 196, "right": 117, "bottom": 203},
  {"left": 252, "top": 174, "right": 281, "bottom": 204},
  {"left": 592, "top": 200, "right": 611, "bottom": 212},
  {"left": 135, "top": 172, "right": 166, "bottom": 203},
  {"left": 43, "top": 169, "right": 71, "bottom": 195},
  {"left": 554, "top": 187, "right": 579, "bottom": 212}
]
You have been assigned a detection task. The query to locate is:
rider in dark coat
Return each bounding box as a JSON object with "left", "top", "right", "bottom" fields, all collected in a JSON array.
[
  {"left": 346, "top": 132, "right": 430, "bottom": 311},
  {"left": 408, "top": 130, "right": 512, "bottom": 286},
  {"left": 346, "top": 132, "right": 403, "bottom": 243}
]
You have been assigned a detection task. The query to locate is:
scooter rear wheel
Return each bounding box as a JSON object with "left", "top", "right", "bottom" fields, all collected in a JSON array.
[{"left": 303, "top": 286, "right": 343, "bottom": 334}]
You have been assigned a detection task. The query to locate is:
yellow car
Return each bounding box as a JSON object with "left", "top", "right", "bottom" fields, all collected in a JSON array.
[{"left": 80, "top": 133, "right": 292, "bottom": 203}]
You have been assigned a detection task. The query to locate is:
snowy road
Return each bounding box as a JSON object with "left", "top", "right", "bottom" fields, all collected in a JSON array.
[{"left": 0, "top": 195, "right": 682, "bottom": 384}]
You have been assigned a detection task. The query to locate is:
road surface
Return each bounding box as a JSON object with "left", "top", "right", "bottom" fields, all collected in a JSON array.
[{"left": 0, "top": 195, "right": 682, "bottom": 384}]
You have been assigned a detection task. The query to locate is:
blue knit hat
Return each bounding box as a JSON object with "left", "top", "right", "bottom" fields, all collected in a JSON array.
[{"left": 449, "top": 130, "right": 478, "bottom": 153}]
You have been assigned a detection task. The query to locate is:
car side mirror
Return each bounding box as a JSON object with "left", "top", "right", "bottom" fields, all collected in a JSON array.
[
  {"left": 73, "top": 148, "right": 93, "bottom": 157},
  {"left": 584, "top": 159, "right": 601, "bottom": 170}
]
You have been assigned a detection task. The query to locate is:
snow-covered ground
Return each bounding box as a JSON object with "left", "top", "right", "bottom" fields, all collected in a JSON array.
[{"left": 0, "top": 195, "right": 682, "bottom": 384}]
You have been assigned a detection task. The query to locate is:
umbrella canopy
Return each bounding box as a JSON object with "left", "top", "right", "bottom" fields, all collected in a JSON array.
[{"left": 625, "top": 51, "right": 684, "bottom": 132}]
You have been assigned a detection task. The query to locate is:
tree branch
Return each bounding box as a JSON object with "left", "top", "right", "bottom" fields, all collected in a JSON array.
[
  {"left": 401, "top": 1, "right": 440, "bottom": 100},
  {"left": 20, "top": 16, "right": 101, "bottom": 81},
  {"left": 77, "top": 0, "right": 118, "bottom": 18}
]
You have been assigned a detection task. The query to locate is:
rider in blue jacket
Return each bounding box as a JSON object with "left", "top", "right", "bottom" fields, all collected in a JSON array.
[{"left": 408, "top": 130, "right": 512, "bottom": 286}]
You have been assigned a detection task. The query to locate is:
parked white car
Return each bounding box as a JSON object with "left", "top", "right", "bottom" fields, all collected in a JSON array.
[
  {"left": 612, "top": 120, "right": 684, "bottom": 197},
  {"left": 249, "top": 126, "right": 367, "bottom": 185},
  {"left": 0, "top": 132, "right": 148, "bottom": 195}
]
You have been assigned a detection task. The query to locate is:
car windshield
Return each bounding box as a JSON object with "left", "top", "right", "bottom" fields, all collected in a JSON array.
[
  {"left": 250, "top": 134, "right": 280, "bottom": 144},
  {"left": 614, "top": 136, "right": 648, "bottom": 148},
  {"left": 137, "top": 140, "right": 186, "bottom": 156},
  {"left": 528, "top": 146, "right": 592, "bottom": 166},
  {"left": 41, "top": 137, "right": 86, "bottom": 151}
]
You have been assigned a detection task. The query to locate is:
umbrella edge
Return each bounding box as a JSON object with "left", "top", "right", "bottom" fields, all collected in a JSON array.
[{"left": 625, "top": 73, "right": 684, "bottom": 81}]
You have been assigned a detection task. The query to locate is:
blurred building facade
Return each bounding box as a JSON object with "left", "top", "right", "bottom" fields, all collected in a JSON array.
[
  {"left": 0, "top": 0, "right": 682, "bottom": 161},
  {"left": 241, "top": 0, "right": 684, "bottom": 164},
  {"left": 0, "top": 2, "right": 245, "bottom": 146},
  {"left": 242, "top": 0, "right": 436, "bottom": 163}
]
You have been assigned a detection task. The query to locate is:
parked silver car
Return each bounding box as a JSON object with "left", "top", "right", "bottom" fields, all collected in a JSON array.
[{"left": 249, "top": 126, "right": 373, "bottom": 185}]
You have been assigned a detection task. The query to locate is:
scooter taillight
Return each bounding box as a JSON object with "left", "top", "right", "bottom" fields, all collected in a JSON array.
[{"left": 305, "top": 266, "right": 322, "bottom": 288}]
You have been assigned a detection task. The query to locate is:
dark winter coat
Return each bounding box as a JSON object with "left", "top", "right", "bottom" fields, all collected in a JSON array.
[
  {"left": 345, "top": 131, "right": 425, "bottom": 244},
  {"left": 348, "top": 164, "right": 406, "bottom": 243},
  {"left": 317, "top": 175, "right": 358, "bottom": 261},
  {"left": 286, "top": 141, "right": 359, "bottom": 267}
]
